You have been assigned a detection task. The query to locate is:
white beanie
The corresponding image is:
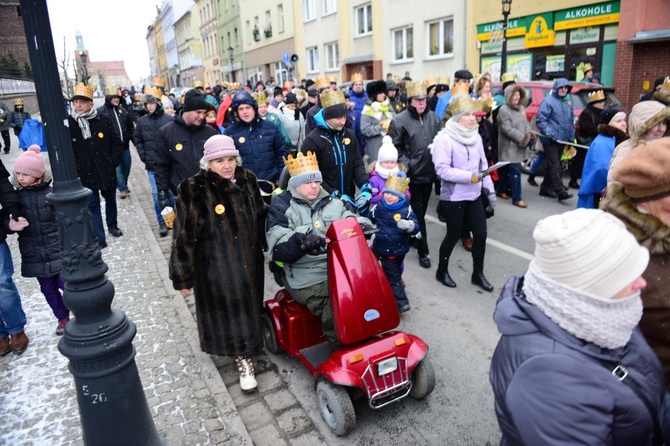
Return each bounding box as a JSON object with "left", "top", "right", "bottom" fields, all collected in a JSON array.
[
  {"left": 377, "top": 135, "right": 398, "bottom": 163},
  {"left": 532, "top": 209, "right": 649, "bottom": 299}
]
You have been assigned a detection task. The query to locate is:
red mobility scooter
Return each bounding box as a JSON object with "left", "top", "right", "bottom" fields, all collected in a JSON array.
[{"left": 263, "top": 217, "right": 435, "bottom": 436}]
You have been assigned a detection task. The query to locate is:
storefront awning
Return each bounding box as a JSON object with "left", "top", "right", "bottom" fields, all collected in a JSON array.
[{"left": 628, "top": 29, "right": 670, "bottom": 43}]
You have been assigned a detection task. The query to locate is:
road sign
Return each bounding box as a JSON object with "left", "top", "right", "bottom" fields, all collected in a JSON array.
[{"left": 282, "top": 52, "right": 290, "bottom": 64}]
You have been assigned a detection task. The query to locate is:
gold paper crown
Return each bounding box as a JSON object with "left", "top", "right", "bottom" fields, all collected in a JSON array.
[
  {"left": 221, "top": 81, "right": 229, "bottom": 89},
  {"left": 252, "top": 91, "right": 268, "bottom": 105},
  {"left": 151, "top": 86, "right": 164, "bottom": 98},
  {"left": 152, "top": 77, "right": 165, "bottom": 88},
  {"left": 319, "top": 89, "right": 346, "bottom": 108},
  {"left": 314, "top": 76, "right": 330, "bottom": 90},
  {"left": 193, "top": 80, "right": 204, "bottom": 89},
  {"left": 105, "top": 86, "right": 117, "bottom": 95},
  {"left": 283, "top": 80, "right": 293, "bottom": 88},
  {"left": 424, "top": 76, "right": 439, "bottom": 88},
  {"left": 405, "top": 82, "right": 427, "bottom": 98},
  {"left": 13, "top": 98, "right": 24, "bottom": 106},
  {"left": 583, "top": 63, "right": 593, "bottom": 72},
  {"left": 134, "top": 93, "right": 143, "bottom": 101},
  {"left": 384, "top": 172, "right": 410, "bottom": 196},
  {"left": 294, "top": 89, "right": 307, "bottom": 103},
  {"left": 451, "top": 82, "right": 470, "bottom": 96},
  {"left": 391, "top": 76, "right": 401, "bottom": 84},
  {"left": 501, "top": 72, "right": 516, "bottom": 83},
  {"left": 160, "top": 95, "right": 170, "bottom": 104},
  {"left": 284, "top": 151, "right": 320, "bottom": 178},
  {"left": 74, "top": 83, "right": 94, "bottom": 100},
  {"left": 478, "top": 97, "right": 494, "bottom": 114},
  {"left": 448, "top": 94, "right": 478, "bottom": 117},
  {"left": 351, "top": 73, "right": 364, "bottom": 83},
  {"left": 143, "top": 85, "right": 152, "bottom": 94},
  {"left": 588, "top": 90, "right": 606, "bottom": 103},
  {"left": 329, "top": 76, "right": 337, "bottom": 83},
  {"left": 228, "top": 82, "right": 240, "bottom": 91}
]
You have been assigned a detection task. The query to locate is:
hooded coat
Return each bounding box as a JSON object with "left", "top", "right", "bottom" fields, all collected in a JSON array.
[
  {"left": 8, "top": 107, "right": 31, "bottom": 136},
  {"left": 153, "top": 110, "right": 218, "bottom": 195},
  {"left": 490, "top": 275, "right": 664, "bottom": 446},
  {"left": 607, "top": 102, "right": 670, "bottom": 184},
  {"left": 601, "top": 183, "right": 670, "bottom": 391},
  {"left": 360, "top": 98, "right": 394, "bottom": 162},
  {"left": 497, "top": 85, "right": 532, "bottom": 164},
  {"left": 577, "top": 102, "right": 602, "bottom": 145},
  {"left": 0, "top": 101, "right": 10, "bottom": 132},
  {"left": 536, "top": 78, "right": 575, "bottom": 144},
  {"left": 134, "top": 106, "right": 173, "bottom": 171},
  {"left": 169, "top": 167, "right": 267, "bottom": 357},
  {"left": 97, "top": 95, "right": 134, "bottom": 149},
  {"left": 349, "top": 87, "right": 368, "bottom": 154}
]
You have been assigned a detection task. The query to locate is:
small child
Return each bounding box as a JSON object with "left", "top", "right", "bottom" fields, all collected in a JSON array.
[
  {"left": 369, "top": 171, "right": 420, "bottom": 313},
  {"left": 9, "top": 145, "right": 69, "bottom": 335},
  {"left": 369, "top": 135, "right": 410, "bottom": 205}
]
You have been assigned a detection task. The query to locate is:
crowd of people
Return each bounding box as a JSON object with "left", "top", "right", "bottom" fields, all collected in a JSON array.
[{"left": 2, "top": 65, "right": 670, "bottom": 444}]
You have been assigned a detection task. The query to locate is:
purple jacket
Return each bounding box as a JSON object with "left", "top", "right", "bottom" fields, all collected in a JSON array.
[
  {"left": 432, "top": 132, "right": 494, "bottom": 202},
  {"left": 369, "top": 169, "right": 411, "bottom": 205}
]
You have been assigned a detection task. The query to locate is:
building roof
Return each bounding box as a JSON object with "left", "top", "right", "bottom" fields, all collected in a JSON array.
[{"left": 88, "top": 60, "right": 130, "bottom": 78}]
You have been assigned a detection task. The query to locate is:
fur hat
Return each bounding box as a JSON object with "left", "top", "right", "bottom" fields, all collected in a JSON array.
[
  {"left": 182, "top": 90, "right": 208, "bottom": 112},
  {"left": 377, "top": 135, "right": 398, "bottom": 163},
  {"left": 612, "top": 137, "right": 670, "bottom": 202},
  {"left": 366, "top": 80, "right": 387, "bottom": 99},
  {"left": 14, "top": 145, "right": 46, "bottom": 178},
  {"left": 202, "top": 135, "right": 239, "bottom": 161},
  {"left": 531, "top": 209, "right": 649, "bottom": 299},
  {"left": 454, "top": 69, "right": 473, "bottom": 80}
]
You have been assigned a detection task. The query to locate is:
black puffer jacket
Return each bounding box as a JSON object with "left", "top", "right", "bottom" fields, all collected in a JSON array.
[
  {"left": 134, "top": 108, "right": 173, "bottom": 171},
  {"left": 0, "top": 158, "right": 20, "bottom": 244},
  {"left": 388, "top": 104, "right": 440, "bottom": 184},
  {"left": 97, "top": 96, "right": 134, "bottom": 149},
  {"left": 14, "top": 180, "right": 60, "bottom": 278},
  {"left": 68, "top": 114, "right": 123, "bottom": 191},
  {"left": 577, "top": 103, "right": 601, "bottom": 146},
  {"left": 154, "top": 111, "right": 218, "bottom": 195}
]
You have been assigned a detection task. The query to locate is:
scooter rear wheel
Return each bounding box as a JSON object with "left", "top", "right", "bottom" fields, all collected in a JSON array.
[
  {"left": 409, "top": 358, "right": 435, "bottom": 399},
  {"left": 262, "top": 312, "right": 281, "bottom": 354},
  {"left": 316, "top": 380, "right": 355, "bottom": 436}
]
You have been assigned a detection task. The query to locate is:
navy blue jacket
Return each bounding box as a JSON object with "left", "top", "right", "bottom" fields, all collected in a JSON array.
[
  {"left": 490, "top": 275, "right": 664, "bottom": 446},
  {"left": 224, "top": 116, "right": 289, "bottom": 183},
  {"left": 369, "top": 196, "right": 419, "bottom": 256},
  {"left": 134, "top": 108, "right": 173, "bottom": 171},
  {"left": 536, "top": 78, "right": 575, "bottom": 144}
]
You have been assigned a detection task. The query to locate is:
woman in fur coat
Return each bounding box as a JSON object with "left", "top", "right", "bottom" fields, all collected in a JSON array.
[{"left": 170, "top": 134, "right": 268, "bottom": 393}]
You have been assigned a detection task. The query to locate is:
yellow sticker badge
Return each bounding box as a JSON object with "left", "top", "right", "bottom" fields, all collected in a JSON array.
[
  {"left": 393, "top": 213, "right": 401, "bottom": 222},
  {"left": 239, "top": 137, "right": 246, "bottom": 144},
  {"left": 314, "top": 221, "right": 322, "bottom": 229},
  {"left": 118, "top": 109, "right": 123, "bottom": 114},
  {"left": 175, "top": 143, "right": 183, "bottom": 151},
  {"left": 97, "top": 132, "right": 104, "bottom": 139},
  {"left": 343, "top": 138, "right": 351, "bottom": 145},
  {"left": 215, "top": 204, "right": 225, "bottom": 214}
]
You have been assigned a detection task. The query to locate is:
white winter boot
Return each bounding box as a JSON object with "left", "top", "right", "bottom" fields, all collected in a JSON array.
[{"left": 235, "top": 356, "right": 257, "bottom": 392}]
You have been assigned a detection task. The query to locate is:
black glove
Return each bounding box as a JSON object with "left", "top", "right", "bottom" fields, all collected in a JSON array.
[
  {"left": 157, "top": 191, "right": 170, "bottom": 210},
  {"left": 300, "top": 230, "right": 326, "bottom": 254},
  {"left": 4, "top": 205, "right": 21, "bottom": 222},
  {"left": 359, "top": 221, "right": 376, "bottom": 233}
]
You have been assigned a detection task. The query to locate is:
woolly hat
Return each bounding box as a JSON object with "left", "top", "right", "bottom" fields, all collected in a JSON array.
[
  {"left": 532, "top": 209, "right": 649, "bottom": 299},
  {"left": 599, "top": 108, "right": 624, "bottom": 125},
  {"left": 202, "top": 135, "right": 239, "bottom": 161},
  {"left": 377, "top": 135, "right": 398, "bottom": 163},
  {"left": 182, "top": 90, "right": 208, "bottom": 112},
  {"left": 14, "top": 145, "right": 46, "bottom": 178},
  {"left": 612, "top": 137, "right": 670, "bottom": 202},
  {"left": 284, "top": 92, "right": 298, "bottom": 105}
]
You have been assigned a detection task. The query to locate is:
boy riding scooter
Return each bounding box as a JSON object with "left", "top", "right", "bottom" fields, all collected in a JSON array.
[{"left": 266, "top": 151, "right": 372, "bottom": 346}]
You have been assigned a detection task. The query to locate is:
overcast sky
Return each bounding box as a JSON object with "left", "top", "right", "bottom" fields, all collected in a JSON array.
[{"left": 46, "top": 0, "right": 159, "bottom": 82}]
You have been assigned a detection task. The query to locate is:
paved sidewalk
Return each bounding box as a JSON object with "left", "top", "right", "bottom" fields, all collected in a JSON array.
[{"left": 0, "top": 143, "right": 252, "bottom": 445}]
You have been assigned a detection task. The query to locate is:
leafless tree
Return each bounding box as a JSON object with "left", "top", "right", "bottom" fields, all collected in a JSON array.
[{"left": 57, "top": 36, "right": 73, "bottom": 97}]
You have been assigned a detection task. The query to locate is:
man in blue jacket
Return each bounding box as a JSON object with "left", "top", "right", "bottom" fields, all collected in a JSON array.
[
  {"left": 224, "top": 91, "right": 289, "bottom": 185},
  {"left": 348, "top": 74, "right": 368, "bottom": 156},
  {"left": 536, "top": 78, "right": 574, "bottom": 201}
]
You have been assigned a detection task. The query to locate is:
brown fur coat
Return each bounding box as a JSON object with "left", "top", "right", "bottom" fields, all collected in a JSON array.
[{"left": 170, "top": 167, "right": 268, "bottom": 357}]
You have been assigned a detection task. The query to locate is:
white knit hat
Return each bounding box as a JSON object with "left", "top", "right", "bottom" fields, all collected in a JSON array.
[
  {"left": 377, "top": 135, "right": 398, "bottom": 163},
  {"left": 532, "top": 209, "right": 649, "bottom": 299}
]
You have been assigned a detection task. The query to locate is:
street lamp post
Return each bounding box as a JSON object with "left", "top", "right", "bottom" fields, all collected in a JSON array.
[
  {"left": 78, "top": 50, "right": 89, "bottom": 85},
  {"left": 500, "top": 0, "right": 513, "bottom": 79},
  {"left": 228, "top": 45, "right": 236, "bottom": 83},
  {"left": 19, "top": 1, "right": 164, "bottom": 444}
]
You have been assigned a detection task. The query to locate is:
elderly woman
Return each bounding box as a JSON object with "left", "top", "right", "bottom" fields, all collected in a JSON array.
[
  {"left": 602, "top": 138, "right": 670, "bottom": 436},
  {"left": 577, "top": 108, "right": 627, "bottom": 209},
  {"left": 496, "top": 84, "right": 533, "bottom": 208},
  {"left": 491, "top": 208, "right": 663, "bottom": 446},
  {"left": 432, "top": 93, "right": 496, "bottom": 292},
  {"left": 169, "top": 134, "right": 267, "bottom": 393},
  {"left": 607, "top": 100, "right": 670, "bottom": 184},
  {"left": 361, "top": 80, "right": 394, "bottom": 162}
]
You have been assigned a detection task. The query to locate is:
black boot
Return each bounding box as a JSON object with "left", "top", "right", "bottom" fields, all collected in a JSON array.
[
  {"left": 527, "top": 175, "right": 538, "bottom": 186},
  {"left": 471, "top": 272, "right": 493, "bottom": 292},
  {"left": 436, "top": 268, "right": 456, "bottom": 288}
]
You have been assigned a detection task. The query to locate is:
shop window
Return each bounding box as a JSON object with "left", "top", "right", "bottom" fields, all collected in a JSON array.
[
  {"left": 355, "top": 4, "right": 372, "bottom": 36},
  {"left": 393, "top": 26, "right": 414, "bottom": 62},
  {"left": 427, "top": 18, "right": 453, "bottom": 58}
]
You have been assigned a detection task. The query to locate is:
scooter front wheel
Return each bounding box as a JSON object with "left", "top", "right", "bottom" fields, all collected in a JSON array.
[
  {"left": 316, "top": 380, "right": 355, "bottom": 436},
  {"left": 409, "top": 358, "right": 435, "bottom": 399},
  {"left": 262, "top": 312, "right": 281, "bottom": 354}
]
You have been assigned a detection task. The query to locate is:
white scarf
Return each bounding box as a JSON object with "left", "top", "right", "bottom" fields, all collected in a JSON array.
[
  {"left": 523, "top": 260, "right": 643, "bottom": 350},
  {"left": 374, "top": 163, "right": 399, "bottom": 180},
  {"left": 70, "top": 108, "right": 98, "bottom": 140},
  {"left": 444, "top": 118, "right": 479, "bottom": 146}
]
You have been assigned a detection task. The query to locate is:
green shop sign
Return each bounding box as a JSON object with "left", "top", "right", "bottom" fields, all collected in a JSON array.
[
  {"left": 477, "top": 18, "right": 525, "bottom": 41},
  {"left": 555, "top": 1, "right": 620, "bottom": 30}
]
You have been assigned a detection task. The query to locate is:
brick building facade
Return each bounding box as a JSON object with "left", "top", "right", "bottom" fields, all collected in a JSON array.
[
  {"left": 613, "top": 0, "right": 670, "bottom": 111},
  {"left": 0, "top": 2, "right": 30, "bottom": 77}
]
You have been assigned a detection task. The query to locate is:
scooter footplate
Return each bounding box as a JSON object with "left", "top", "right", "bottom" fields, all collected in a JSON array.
[{"left": 300, "top": 342, "right": 335, "bottom": 369}]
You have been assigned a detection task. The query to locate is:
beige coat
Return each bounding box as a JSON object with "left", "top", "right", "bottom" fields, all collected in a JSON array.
[{"left": 497, "top": 85, "right": 532, "bottom": 164}]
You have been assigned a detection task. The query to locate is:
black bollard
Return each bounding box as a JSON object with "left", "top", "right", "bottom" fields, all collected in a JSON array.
[{"left": 19, "top": 0, "right": 164, "bottom": 444}]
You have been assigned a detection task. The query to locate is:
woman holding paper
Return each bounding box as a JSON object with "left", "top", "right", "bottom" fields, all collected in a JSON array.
[{"left": 431, "top": 89, "right": 496, "bottom": 292}]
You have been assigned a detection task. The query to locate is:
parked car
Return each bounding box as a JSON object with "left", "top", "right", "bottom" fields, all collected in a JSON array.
[{"left": 492, "top": 81, "right": 623, "bottom": 173}]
